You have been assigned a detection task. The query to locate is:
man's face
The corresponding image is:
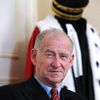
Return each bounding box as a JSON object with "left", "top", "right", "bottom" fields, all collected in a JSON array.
[{"left": 31, "top": 35, "right": 74, "bottom": 87}]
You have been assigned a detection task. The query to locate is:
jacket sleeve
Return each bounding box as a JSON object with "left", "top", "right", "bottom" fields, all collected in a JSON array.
[{"left": 24, "top": 26, "right": 40, "bottom": 80}]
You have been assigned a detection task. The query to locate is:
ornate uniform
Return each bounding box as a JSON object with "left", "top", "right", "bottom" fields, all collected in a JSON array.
[{"left": 25, "top": 0, "right": 100, "bottom": 100}]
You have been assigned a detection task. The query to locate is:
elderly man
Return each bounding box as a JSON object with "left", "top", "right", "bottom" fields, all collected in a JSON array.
[{"left": 0, "top": 28, "right": 88, "bottom": 100}]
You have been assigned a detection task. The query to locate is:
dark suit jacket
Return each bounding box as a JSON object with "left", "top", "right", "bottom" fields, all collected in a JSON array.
[{"left": 0, "top": 75, "right": 88, "bottom": 100}]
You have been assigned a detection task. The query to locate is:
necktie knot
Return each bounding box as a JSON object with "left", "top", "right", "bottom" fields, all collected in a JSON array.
[{"left": 51, "top": 88, "right": 59, "bottom": 100}]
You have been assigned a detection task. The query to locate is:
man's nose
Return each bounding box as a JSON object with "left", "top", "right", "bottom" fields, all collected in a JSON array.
[{"left": 51, "top": 57, "right": 61, "bottom": 67}]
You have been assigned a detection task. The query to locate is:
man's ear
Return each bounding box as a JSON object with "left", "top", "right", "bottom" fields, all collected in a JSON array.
[
  {"left": 31, "top": 49, "right": 37, "bottom": 65},
  {"left": 69, "top": 54, "right": 74, "bottom": 68}
]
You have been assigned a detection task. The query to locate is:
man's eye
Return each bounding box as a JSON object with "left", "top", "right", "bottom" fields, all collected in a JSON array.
[
  {"left": 60, "top": 55, "right": 68, "bottom": 60},
  {"left": 46, "top": 53, "right": 54, "bottom": 57}
]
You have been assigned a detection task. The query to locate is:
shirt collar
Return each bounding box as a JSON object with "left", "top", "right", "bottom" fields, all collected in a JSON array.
[{"left": 34, "top": 75, "right": 61, "bottom": 98}]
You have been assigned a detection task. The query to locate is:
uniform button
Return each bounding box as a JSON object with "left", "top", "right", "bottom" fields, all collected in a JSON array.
[
  {"left": 99, "top": 80, "right": 100, "bottom": 85},
  {"left": 91, "top": 28, "right": 94, "bottom": 33},
  {"left": 96, "top": 61, "right": 99, "bottom": 67},
  {"left": 94, "top": 43, "right": 98, "bottom": 47}
]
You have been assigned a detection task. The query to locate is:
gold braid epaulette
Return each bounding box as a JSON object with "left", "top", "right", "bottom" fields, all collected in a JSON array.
[
  {"left": 51, "top": 5, "right": 82, "bottom": 21},
  {"left": 53, "top": 0, "right": 84, "bottom": 13}
]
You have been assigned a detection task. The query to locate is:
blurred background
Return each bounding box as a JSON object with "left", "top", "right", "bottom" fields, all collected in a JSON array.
[{"left": 0, "top": 0, "right": 100, "bottom": 86}]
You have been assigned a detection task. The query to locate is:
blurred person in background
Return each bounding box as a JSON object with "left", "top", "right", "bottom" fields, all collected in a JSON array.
[{"left": 24, "top": 0, "right": 100, "bottom": 100}]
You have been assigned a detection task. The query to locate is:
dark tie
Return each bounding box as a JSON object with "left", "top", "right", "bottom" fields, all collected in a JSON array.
[{"left": 51, "top": 88, "right": 59, "bottom": 100}]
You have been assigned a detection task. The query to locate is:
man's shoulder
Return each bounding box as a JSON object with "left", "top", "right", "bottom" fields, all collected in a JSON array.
[
  {"left": 61, "top": 86, "right": 88, "bottom": 100},
  {"left": 0, "top": 80, "right": 29, "bottom": 100},
  {"left": 0, "top": 80, "right": 26, "bottom": 93},
  {"left": 0, "top": 75, "right": 35, "bottom": 93}
]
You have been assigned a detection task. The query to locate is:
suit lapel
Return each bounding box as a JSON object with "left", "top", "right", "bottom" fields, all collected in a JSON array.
[{"left": 24, "top": 75, "right": 50, "bottom": 100}]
